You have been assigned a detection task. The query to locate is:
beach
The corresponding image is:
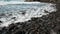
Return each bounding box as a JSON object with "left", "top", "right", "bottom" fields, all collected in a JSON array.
[{"left": 0, "top": 1, "right": 60, "bottom": 34}]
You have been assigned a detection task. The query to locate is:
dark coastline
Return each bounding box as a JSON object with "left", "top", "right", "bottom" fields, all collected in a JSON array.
[{"left": 0, "top": 1, "right": 60, "bottom": 34}]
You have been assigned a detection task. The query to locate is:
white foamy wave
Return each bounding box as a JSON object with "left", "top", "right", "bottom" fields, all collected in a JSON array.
[{"left": 0, "top": 2, "right": 56, "bottom": 27}]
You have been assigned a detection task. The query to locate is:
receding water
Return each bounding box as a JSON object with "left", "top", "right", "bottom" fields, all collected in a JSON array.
[{"left": 0, "top": 2, "right": 56, "bottom": 27}]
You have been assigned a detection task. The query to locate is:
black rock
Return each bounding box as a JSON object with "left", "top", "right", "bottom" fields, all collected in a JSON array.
[{"left": 0, "top": 21, "right": 3, "bottom": 23}]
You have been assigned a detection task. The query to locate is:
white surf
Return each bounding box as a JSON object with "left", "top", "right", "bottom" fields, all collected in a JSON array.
[{"left": 0, "top": 2, "right": 56, "bottom": 27}]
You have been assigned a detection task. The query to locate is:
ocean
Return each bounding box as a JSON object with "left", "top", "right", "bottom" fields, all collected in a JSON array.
[
  {"left": 0, "top": 2, "right": 56, "bottom": 27},
  {"left": 0, "top": 0, "right": 25, "bottom": 2}
]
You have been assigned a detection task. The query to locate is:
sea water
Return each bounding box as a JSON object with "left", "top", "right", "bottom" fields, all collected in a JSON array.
[
  {"left": 0, "top": 2, "right": 56, "bottom": 27},
  {"left": 0, "top": 0, "right": 25, "bottom": 2}
]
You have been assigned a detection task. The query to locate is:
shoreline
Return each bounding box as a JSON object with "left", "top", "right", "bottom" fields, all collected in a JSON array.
[{"left": 0, "top": 1, "right": 60, "bottom": 34}]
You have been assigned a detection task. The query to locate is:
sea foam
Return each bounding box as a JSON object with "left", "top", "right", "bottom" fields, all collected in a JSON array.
[{"left": 0, "top": 2, "right": 56, "bottom": 27}]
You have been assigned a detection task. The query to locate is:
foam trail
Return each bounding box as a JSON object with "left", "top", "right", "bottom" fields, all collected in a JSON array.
[{"left": 0, "top": 2, "right": 56, "bottom": 27}]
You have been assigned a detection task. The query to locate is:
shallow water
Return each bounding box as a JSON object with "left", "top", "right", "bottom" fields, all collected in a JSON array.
[{"left": 0, "top": 2, "right": 56, "bottom": 27}]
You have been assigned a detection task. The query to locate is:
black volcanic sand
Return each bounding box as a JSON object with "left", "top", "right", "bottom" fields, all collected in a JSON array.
[{"left": 0, "top": 4, "right": 60, "bottom": 34}]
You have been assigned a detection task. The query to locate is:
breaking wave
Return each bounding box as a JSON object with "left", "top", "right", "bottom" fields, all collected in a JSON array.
[{"left": 0, "top": 2, "right": 56, "bottom": 27}]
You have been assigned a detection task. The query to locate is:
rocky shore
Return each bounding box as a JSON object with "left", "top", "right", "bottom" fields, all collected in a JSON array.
[
  {"left": 0, "top": 0, "right": 60, "bottom": 34},
  {"left": 0, "top": 3, "right": 59, "bottom": 34}
]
